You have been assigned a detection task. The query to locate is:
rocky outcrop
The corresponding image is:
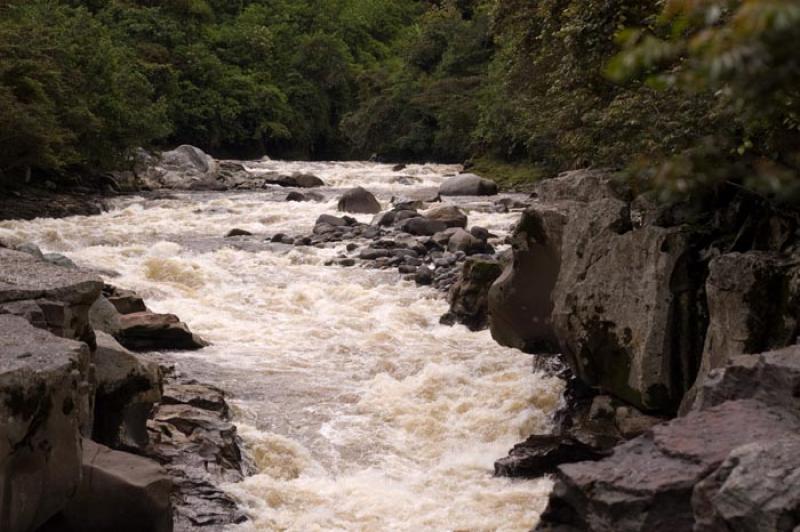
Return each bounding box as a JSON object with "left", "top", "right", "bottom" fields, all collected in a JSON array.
[
  {"left": 0, "top": 315, "right": 91, "bottom": 532},
  {"left": 117, "top": 312, "right": 209, "bottom": 351},
  {"left": 145, "top": 365, "right": 250, "bottom": 531},
  {"left": 54, "top": 439, "right": 173, "bottom": 532},
  {"left": 137, "top": 145, "right": 221, "bottom": 190},
  {"left": 535, "top": 345, "right": 800, "bottom": 531},
  {"left": 337, "top": 186, "right": 382, "bottom": 214},
  {"left": 0, "top": 248, "right": 103, "bottom": 346},
  {"left": 92, "top": 332, "right": 162, "bottom": 452},
  {"left": 439, "top": 173, "right": 498, "bottom": 196},
  {"left": 440, "top": 257, "right": 502, "bottom": 331}
]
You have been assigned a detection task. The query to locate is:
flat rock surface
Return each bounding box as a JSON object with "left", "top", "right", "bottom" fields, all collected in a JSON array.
[{"left": 0, "top": 248, "right": 102, "bottom": 304}]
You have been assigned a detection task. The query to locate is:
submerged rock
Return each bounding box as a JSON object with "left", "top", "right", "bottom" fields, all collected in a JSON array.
[{"left": 337, "top": 186, "right": 381, "bottom": 214}]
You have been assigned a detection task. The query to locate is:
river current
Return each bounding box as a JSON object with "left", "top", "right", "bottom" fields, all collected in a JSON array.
[{"left": 0, "top": 161, "right": 561, "bottom": 531}]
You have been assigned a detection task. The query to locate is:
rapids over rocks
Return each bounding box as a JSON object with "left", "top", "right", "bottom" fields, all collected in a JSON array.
[{"left": 0, "top": 161, "right": 562, "bottom": 531}]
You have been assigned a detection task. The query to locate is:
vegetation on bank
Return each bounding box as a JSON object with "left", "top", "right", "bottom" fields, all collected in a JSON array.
[{"left": 0, "top": 0, "right": 798, "bottom": 199}]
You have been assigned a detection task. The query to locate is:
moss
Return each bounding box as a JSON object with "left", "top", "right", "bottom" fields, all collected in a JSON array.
[{"left": 470, "top": 157, "right": 544, "bottom": 191}]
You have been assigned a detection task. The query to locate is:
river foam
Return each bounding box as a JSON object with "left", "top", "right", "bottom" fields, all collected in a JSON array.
[{"left": 0, "top": 161, "right": 562, "bottom": 531}]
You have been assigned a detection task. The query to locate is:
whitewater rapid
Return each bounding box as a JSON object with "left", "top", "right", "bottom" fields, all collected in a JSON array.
[{"left": 0, "top": 161, "right": 562, "bottom": 531}]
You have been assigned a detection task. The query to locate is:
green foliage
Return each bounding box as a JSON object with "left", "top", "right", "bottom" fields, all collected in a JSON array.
[{"left": 608, "top": 0, "right": 800, "bottom": 200}]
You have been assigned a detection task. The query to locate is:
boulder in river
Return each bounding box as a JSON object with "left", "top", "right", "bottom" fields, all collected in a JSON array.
[
  {"left": 138, "top": 145, "right": 220, "bottom": 190},
  {"left": 337, "top": 186, "right": 381, "bottom": 214},
  {"left": 55, "top": 439, "right": 173, "bottom": 532},
  {"left": 116, "top": 312, "right": 209, "bottom": 351},
  {"left": 225, "top": 228, "right": 253, "bottom": 237},
  {"left": 264, "top": 172, "right": 324, "bottom": 188},
  {"left": 398, "top": 217, "right": 447, "bottom": 236},
  {"left": 424, "top": 205, "right": 468, "bottom": 228},
  {"left": 440, "top": 257, "right": 503, "bottom": 331},
  {"left": 439, "top": 173, "right": 498, "bottom": 196},
  {"left": 0, "top": 315, "right": 91, "bottom": 532}
]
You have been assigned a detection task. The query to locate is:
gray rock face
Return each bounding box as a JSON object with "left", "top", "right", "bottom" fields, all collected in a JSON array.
[
  {"left": 692, "top": 435, "right": 800, "bottom": 532},
  {"left": 0, "top": 248, "right": 103, "bottom": 345},
  {"left": 138, "top": 145, "right": 220, "bottom": 190},
  {"left": 447, "top": 228, "right": 489, "bottom": 255},
  {"left": 440, "top": 257, "right": 502, "bottom": 331},
  {"left": 0, "top": 315, "right": 91, "bottom": 532},
  {"left": 399, "top": 217, "right": 447, "bottom": 236},
  {"left": 93, "top": 332, "right": 162, "bottom": 452},
  {"left": 424, "top": 205, "right": 468, "bottom": 228},
  {"left": 58, "top": 439, "right": 173, "bottom": 532},
  {"left": 264, "top": 172, "right": 324, "bottom": 188},
  {"left": 439, "top": 173, "right": 498, "bottom": 196},
  {"left": 116, "top": 312, "right": 209, "bottom": 352},
  {"left": 494, "top": 435, "right": 608, "bottom": 479},
  {"left": 537, "top": 400, "right": 800, "bottom": 531},
  {"left": 337, "top": 186, "right": 382, "bottom": 214}
]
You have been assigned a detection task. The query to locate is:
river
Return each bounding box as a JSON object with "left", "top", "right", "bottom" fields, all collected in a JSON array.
[{"left": 0, "top": 161, "right": 561, "bottom": 531}]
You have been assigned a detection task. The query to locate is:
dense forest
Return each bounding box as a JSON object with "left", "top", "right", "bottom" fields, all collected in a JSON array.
[{"left": 1, "top": 0, "right": 798, "bottom": 198}]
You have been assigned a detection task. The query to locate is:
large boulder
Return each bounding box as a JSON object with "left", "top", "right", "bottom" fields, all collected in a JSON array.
[
  {"left": 440, "top": 257, "right": 503, "bottom": 331},
  {"left": 58, "top": 439, "right": 173, "bottom": 532},
  {"left": 0, "top": 248, "right": 103, "bottom": 345},
  {"left": 337, "top": 186, "right": 382, "bottom": 214},
  {"left": 263, "top": 172, "right": 324, "bottom": 188},
  {"left": 536, "top": 399, "right": 800, "bottom": 531},
  {"left": 423, "top": 205, "right": 468, "bottom": 228},
  {"left": 439, "top": 173, "right": 498, "bottom": 196},
  {"left": 0, "top": 316, "right": 91, "bottom": 532},
  {"left": 398, "top": 217, "right": 447, "bottom": 236},
  {"left": 93, "top": 332, "right": 162, "bottom": 452},
  {"left": 116, "top": 312, "right": 209, "bottom": 352},
  {"left": 137, "top": 145, "right": 220, "bottom": 190}
]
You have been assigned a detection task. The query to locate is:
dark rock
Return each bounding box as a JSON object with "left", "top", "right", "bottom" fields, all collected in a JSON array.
[
  {"left": 359, "top": 248, "right": 391, "bottom": 260},
  {"left": 399, "top": 217, "right": 447, "bottom": 236},
  {"left": 536, "top": 400, "right": 800, "bottom": 531},
  {"left": 470, "top": 226, "right": 492, "bottom": 241},
  {"left": 316, "top": 214, "right": 347, "bottom": 227},
  {"left": 415, "top": 266, "right": 434, "bottom": 286},
  {"left": 264, "top": 172, "right": 324, "bottom": 188},
  {"left": 103, "top": 285, "right": 148, "bottom": 315},
  {"left": 44, "top": 253, "right": 78, "bottom": 269},
  {"left": 337, "top": 186, "right": 381, "bottom": 214},
  {"left": 439, "top": 173, "right": 498, "bottom": 196},
  {"left": 0, "top": 315, "right": 91, "bottom": 532},
  {"left": 225, "top": 228, "right": 252, "bottom": 237},
  {"left": 447, "top": 228, "right": 489, "bottom": 255},
  {"left": 442, "top": 257, "right": 503, "bottom": 331},
  {"left": 286, "top": 191, "right": 307, "bottom": 202},
  {"left": 424, "top": 205, "right": 467, "bottom": 228},
  {"left": 116, "top": 312, "right": 209, "bottom": 351},
  {"left": 392, "top": 163, "right": 407, "bottom": 171},
  {"left": 92, "top": 331, "right": 161, "bottom": 453},
  {"left": 494, "top": 435, "right": 609, "bottom": 478},
  {"left": 57, "top": 439, "right": 173, "bottom": 532}
]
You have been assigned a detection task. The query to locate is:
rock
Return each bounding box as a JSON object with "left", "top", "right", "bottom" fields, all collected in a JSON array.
[
  {"left": 44, "top": 252, "right": 78, "bottom": 269},
  {"left": 691, "top": 346, "right": 800, "bottom": 413},
  {"left": 145, "top": 370, "right": 250, "bottom": 530},
  {"left": 337, "top": 186, "right": 381, "bottom": 214},
  {"left": 441, "top": 257, "right": 503, "bottom": 331},
  {"left": 15, "top": 242, "right": 45, "bottom": 259},
  {"left": 225, "top": 228, "right": 252, "bottom": 237},
  {"left": 138, "top": 145, "right": 220, "bottom": 190},
  {"left": 494, "top": 435, "right": 609, "bottom": 478},
  {"left": 536, "top": 400, "right": 800, "bottom": 531},
  {"left": 392, "top": 163, "right": 407, "bottom": 171},
  {"left": 359, "top": 248, "right": 390, "bottom": 260},
  {"left": 415, "top": 266, "right": 434, "bottom": 286},
  {"left": 692, "top": 435, "right": 800, "bottom": 532},
  {"left": 439, "top": 173, "right": 498, "bottom": 196},
  {"left": 103, "top": 285, "right": 147, "bottom": 315},
  {"left": 0, "top": 315, "right": 91, "bottom": 532},
  {"left": 470, "top": 226, "right": 492, "bottom": 240},
  {"left": 432, "top": 227, "right": 461, "bottom": 247},
  {"left": 286, "top": 191, "right": 307, "bottom": 202},
  {"left": 533, "top": 169, "right": 629, "bottom": 204},
  {"left": 399, "top": 217, "right": 447, "bottom": 236},
  {"left": 681, "top": 252, "right": 800, "bottom": 412},
  {"left": 447, "top": 228, "right": 489, "bottom": 255},
  {"left": 93, "top": 332, "right": 162, "bottom": 453},
  {"left": 316, "top": 214, "right": 348, "bottom": 227},
  {"left": 424, "top": 205, "right": 468, "bottom": 228},
  {"left": 0, "top": 248, "right": 102, "bottom": 345},
  {"left": 116, "top": 312, "right": 209, "bottom": 351},
  {"left": 264, "top": 173, "right": 324, "bottom": 188},
  {"left": 89, "top": 295, "right": 123, "bottom": 336},
  {"left": 57, "top": 439, "right": 173, "bottom": 532}
]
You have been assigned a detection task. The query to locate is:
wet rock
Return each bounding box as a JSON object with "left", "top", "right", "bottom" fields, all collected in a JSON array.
[
  {"left": 424, "top": 205, "right": 468, "bottom": 228},
  {"left": 316, "top": 214, "right": 348, "bottom": 227},
  {"left": 225, "top": 228, "right": 252, "bottom": 237},
  {"left": 0, "top": 248, "right": 102, "bottom": 345},
  {"left": 103, "top": 285, "right": 148, "bottom": 315},
  {"left": 264, "top": 172, "right": 324, "bottom": 188},
  {"left": 89, "top": 295, "right": 123, "bottom": 336},
  {"left": 432, "top": 227, "right": 461, "bottom": 247},
  {"left": 145, "top": 370, "right": 250, "bottom": 530},
  {"left": 415, "top": 266, "right": 434, "bottom": 286},
  {"left": 116, "top": 312, "right": 209, "bottom": 351},
  {"left": 398, "top": 217, "right": 447, "bottom": 236},
  {"left": 138, "top": 145, "right": 220, "bottom": 190},
  {"left": 392, "top": 163, "right": 407, "bottom": 172},
  {"left": 0, "top": 315, "right": 91, "bottom": 532},
  {"left": 536, "top": 400, "right": 800, "bottom": 531},
  {"left": 286, "top": 191, "right": 307, "bottom": 202},
  {"left": 441, "top": 257, "right": 502, "bottom": 331},
  {"left": 56, "top": 439, "right": 173, "bottom": 532},
  {"left": 447, "top": 228, "right": 489, "bottom": 255},
  {"left": 494, "top": 435, "right": 609, "bottom": 478},
  {"left": 439, "top": 173, "right": 498, "bottom": 196},
  {"left": 44, "top": 252, "right": 78, "bottom": 269},
  {"left": 337, "top": 186, "right": 381, "bottom": 214},
  {"left": 92, "top": 331, "right": 161, "bottom": 453},
  {"left": 15, "top": 242, "right": 45, "bottom": 259},
  {"left": 692, "top": 435, "right": 800, "bottom": 532},
  {"left": 359, "top": 248, "right": 391, "bottom": 260}
]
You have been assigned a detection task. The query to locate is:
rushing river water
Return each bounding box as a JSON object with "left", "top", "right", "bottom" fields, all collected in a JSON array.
[{"left": 0, "top": 161, "right": 561, "bottom": 531}]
